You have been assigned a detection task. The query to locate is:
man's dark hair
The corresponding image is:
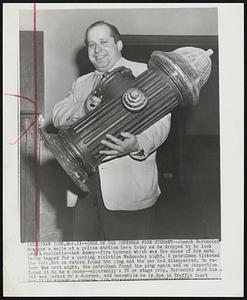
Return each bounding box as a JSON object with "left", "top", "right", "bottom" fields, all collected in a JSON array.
[{"left": 84, "top": 20, "right": 121, "bottom": 45}]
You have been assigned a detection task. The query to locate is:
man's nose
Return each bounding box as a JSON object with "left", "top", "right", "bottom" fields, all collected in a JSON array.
[{"left": 94, "top": 43, "right": 102, "bottom": 53}]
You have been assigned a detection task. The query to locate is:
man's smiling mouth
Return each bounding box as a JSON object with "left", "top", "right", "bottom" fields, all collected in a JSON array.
[{"left": 96, "top": 55, "right": 106, "bottom": 60}]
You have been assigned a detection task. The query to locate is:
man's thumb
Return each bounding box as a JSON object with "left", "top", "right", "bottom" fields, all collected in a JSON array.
[{"left": 120, "top": 132, "right": 132, "bottom": 138}]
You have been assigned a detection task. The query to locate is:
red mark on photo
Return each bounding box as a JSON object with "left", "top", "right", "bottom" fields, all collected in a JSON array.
[
  {"left": 9, "top": 120, "right": 37, "bottom": 145},
  {"left": 5, "top": 93, "right": 35, "bottom": 105},
  {"left": 33, "top": 3, "right": 40, "bottom": 256},
  {"left": 4, "top": 94, "right": 37, "bottom": 144}
]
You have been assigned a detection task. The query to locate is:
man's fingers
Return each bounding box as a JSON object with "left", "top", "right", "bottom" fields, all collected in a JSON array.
[
  {"left": 86, "top": 95, "right": 102, "bottom": 110},
  {"left": 90, "top": 97, "right": 101, "bottom": 107},
  {"left": 99, "top": 149, "right": 119, "bottom": 156},
  {"left": 101, "top": 155, "right": 117, "bottom": 161},
  {"left": 100, "top": 139, "right": 121, "bottom": 150},
  {"left": 105, "top": 134, "right": 124, "bottom": 146},
  {"left": 91, "top": 96, "right": 102, "bottom": 104},
  {"left": 120, "top": 132, "right": 133, "bottom": 139}
]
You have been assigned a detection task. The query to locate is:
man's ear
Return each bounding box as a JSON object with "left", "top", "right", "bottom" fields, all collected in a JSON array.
[{"left": 117, "top": 40, "right": 123, "bottom": 52}]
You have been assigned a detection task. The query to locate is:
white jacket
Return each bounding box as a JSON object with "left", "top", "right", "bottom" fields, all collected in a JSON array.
[{"left": 53, "top": 57, "right": 171, "bottom": 210}]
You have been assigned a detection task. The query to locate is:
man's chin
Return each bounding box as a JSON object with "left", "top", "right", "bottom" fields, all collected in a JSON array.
[{"left": 95, "top": 64, "right": 110, "bottom": 72}]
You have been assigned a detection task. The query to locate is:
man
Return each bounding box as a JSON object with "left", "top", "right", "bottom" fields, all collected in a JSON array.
[{"left": 53, "top": 21, "right": 171, "bottom": 240}]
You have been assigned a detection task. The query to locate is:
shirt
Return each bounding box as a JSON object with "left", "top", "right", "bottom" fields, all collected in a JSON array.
[{"left": 53, "top": 57, "right": 171, "bottom": 210}]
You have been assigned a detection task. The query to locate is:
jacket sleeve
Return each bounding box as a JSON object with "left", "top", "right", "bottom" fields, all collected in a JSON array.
[
  {"left": 129, "top": 113, "right": 171, "bottom": 160},
  {"left": 53, "top": 80, "right": 87, "bottom": 128}
]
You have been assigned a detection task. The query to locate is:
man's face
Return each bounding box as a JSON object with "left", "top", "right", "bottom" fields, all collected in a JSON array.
[{"left": 87, "top": 24, "right": 123, "bottom": 72}]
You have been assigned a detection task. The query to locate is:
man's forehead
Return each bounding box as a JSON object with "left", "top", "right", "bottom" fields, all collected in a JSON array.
[{"left": 87, "top": 24, "right": 113, "bottom": 41}]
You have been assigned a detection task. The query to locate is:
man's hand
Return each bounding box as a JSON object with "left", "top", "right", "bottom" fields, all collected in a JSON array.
[
  {"left": 84, "top": 94, "right": 102, "bottom": 113},
  {"left": 99, "top": 132, "right": 139, "bottom": 158}
]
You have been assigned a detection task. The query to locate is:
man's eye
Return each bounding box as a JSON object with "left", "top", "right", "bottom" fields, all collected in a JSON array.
[
  {"left": 88, "top": 43, "right": 95, "bottom": 48},
  {"left": 100, "top": 40, "right": 108, "bottom": 45}
]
